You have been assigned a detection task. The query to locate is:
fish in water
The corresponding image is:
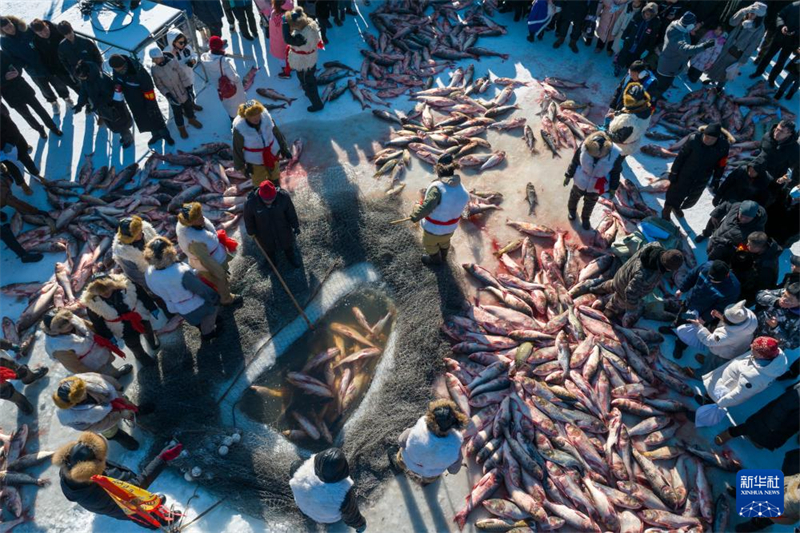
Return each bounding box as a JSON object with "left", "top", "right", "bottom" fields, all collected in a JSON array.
[
  {"left": 525, "top": 183, "right": 537, "bottom": 215},
  {"left": 242, "top": 66, "right": 259, "bottom": 91},
  {"left": 256, "top": 87, "right": 297, "bottom": 104}
]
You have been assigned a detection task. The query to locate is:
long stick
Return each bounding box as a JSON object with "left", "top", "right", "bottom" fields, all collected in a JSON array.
[
  {"left": 389, "top": 216, "right": 412, "bottom": 225},
  {"left": 177, "top": 498, "right": 227, "bottom": 532},
  {"left": 253, "top": 239, "right": 314, "bottom": 330}
]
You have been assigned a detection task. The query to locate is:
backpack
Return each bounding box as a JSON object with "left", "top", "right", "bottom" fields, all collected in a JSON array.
[{"left": 217, "top": 58, "right": 237, "bottom": 100}]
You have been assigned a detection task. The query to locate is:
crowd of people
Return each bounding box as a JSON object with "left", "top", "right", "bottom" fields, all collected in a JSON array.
[{"left": 0, "top": 0, "right": 798, "bottom": 531}]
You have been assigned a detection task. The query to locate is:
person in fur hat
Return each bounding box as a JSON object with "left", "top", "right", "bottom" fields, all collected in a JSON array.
[
  {"left": 563, "top": 130, "right": 624, "bottom": 230},
  {"left": 663, "top": 122, "right": 732, "bottom": 221},
  {"left": 388, "top": 399, "right": 467, "bottom": 485},
  {"left": 43, "top": 309, "right": 133, "bottom": 379},
  {"left": 176, "top": 202, "right": 238, "bottom": 305},
  {"left": 0, "top": 355, "right": 47, "bottom": 415},
  {"left": 608, "top": 82, "right": 653, "bottom": 157},
  {"left": 113, "top": 215, "right": 160, "bottom": 291},
  {"left": 80, "top": 273, "right": 160, "bottom": 367},
  {"left": 232, "top": 99, "right": 292, "bottom": 186},
  {"left": 54, "top": 431, "right": 183, "bottom": 528},
  {"left": 144, "top": 237, "right": 222, "bottom": 339},
  {"left": 282, "top": 7, "right": 325, "bottom": 112},
  {"left": 52, "top": 373, "right": 143, "bottom": 449},
  {"left": 288, "top": 447, "right": 366, "bottom": 531}
]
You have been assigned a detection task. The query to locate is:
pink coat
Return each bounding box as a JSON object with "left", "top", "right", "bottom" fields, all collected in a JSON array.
[
  {"left": 595, "top": 0, "right": 630, "bottom": 43},
  {"left": 257, "top": 0, "right": 294, "bottom": 61}
]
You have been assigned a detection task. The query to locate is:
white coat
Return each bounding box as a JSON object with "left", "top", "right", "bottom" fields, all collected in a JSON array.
[
  {"left": 233, "top": 112, "right": 280, "bottom": 166},
  {"left": 287, "top": 21, "right": 321, "bottom": 72},
  {"left": 703, "top": 350, "right": 789, "bottom": 408},
  {"left": 112, "top": 220, "right": 158, "bottom": 288},
  {"left": 573, "top": 143, "right": 623, "bottom": 194},
  {"left": 695, "top": 309, "right": 758, "bottom": 359},
  {"left": 163, "top": 28, "right": 197, "bottom": 82},
  {"left": 55, "top": 373, "right": 122, "bottom": 433},
  {"left": 608, "top": 111, "right": 650, "bottom": 156},
  {"left": 199, "top": 52, "right": 246, "bottom": 119},
  {"left": 419, "top": 180, "right": 470, "bottom": 236},
  {"left": 176, "top": 217, "right": 228, "bottom": 272},
  {"left": 44, "top": 316, "right": 113, "bottom": 373},
  {"left": 80, "top": 278, "right": 153, "bottom": 340},
  {"left": 401, "top": 417, "right": 463, "bottom": 478},
  {"left": 145, "top": 262, "right": 205, "bottom": 316},
  {"left": 289, "top": 455, "right": 353, "bottom": 524}
]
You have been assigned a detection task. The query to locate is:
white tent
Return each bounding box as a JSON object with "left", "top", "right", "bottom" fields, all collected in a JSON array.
[{"left": 54, "top": 0, "right": 206, "bottom": 82}]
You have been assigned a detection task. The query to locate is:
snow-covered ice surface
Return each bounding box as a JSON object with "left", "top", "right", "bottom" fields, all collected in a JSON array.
[{"left": 0, "top": 1, "right": 797, "bottom": 532}]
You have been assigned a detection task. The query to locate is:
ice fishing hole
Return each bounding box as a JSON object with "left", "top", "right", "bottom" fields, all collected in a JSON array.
[{"left": 238, "top": 289, "right": 395, "bottom": 451}]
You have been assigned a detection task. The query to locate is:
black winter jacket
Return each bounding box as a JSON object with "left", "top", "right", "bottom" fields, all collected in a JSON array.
[
  {"left": 76, "top": 61, "right": 133, "bottom": 134},
  {"left": 732, "top": 239, "right": 783, "bottom": 302},
  {"left": 58, "top": 34, "right": 103, "bottom": 78},
  {"left": 707, "top": 201, "right": 768, "bottom": 261},
  {"left": 757, "top": 123, "right": 799, "bottom": 182},
  {"left": 31, "top": 21, "right": 69, "bottom": 77},
  {"left": 0, "top": 50, "right": 40, "bottom": 107},
  {"left": 191, "top": 0, "right": 224, "bottom": 26},
  {"left": 619, "top": 11, "right": 663, "bottom": 55},
  {"left": 110, "top": 56, "right": 165, "bottom": 133},
  {"left": 59, "top": 456, "right": 166, "bottom": 528},
  {"left": 243, "top": 189, "right": 299, "bottom": 253},
  {"left": 713, "top": 166, "right": 772, "bottom": 207},
  {"left": 0, "top": 23, "right": 48, "bottom": 77},
  {"left": 667, "top": 130, "right": 730, "bottom": 202},
  {"left": 679, "top": 261, "right": 741, "bottom": 322}
]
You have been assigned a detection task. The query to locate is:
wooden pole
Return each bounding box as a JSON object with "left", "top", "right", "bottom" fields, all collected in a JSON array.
[
  {"left": 253, "top": 239, "right": 314, "bottom": 330},
  {"left": 389, "top": 216, "right": 412, "bottom": 225}
]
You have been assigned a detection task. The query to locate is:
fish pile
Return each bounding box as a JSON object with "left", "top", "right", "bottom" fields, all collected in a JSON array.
[
  {"left": 1, "top": 141, "right": 305, "bottom": 347},
  {"left": 534, "top": 77, "right": 599, "bottom": 155},
  {"left": 0, "top": 424, "right": 53, "bottom": 522},
  {"left": 641, "top": 81, "right": 798, "bottom": 166},
  {"left": 442, "top": 222, "right": 738, "bottom": 531},
  {"left": 248, "top": 307, "right": 393, "bottom": 444},
  {"left": 370, "top": 73, "right": 530, "bottom": 191}
]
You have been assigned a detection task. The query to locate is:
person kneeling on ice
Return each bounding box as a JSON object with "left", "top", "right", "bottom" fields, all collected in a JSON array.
[
  {"left": 283, "top": 7, "right": 325, "bottom": 112},
  {"left": 232, "top": 99, "right": 292, "bottom": 187},
  {"left": 563, "top": 131, "right": 624, "bottom": 230},
  {"left": 176, "top": 202, "right": 239, "bottom": 305},
  {"left": 55, "top": 431, "right": 183, "bottom": 530},
  {"left": 81, "top": 273, "right": 161, "bottom": 367},
  {"left": 598, "top": 242, "right": 684, "bottom": 324},
  {"left": 244, "top": 180, "right": 301, "bottom": 268},
  {"left": 409, "top": 153, "right": 470, "bottom": 266},
  {"left": 43, "top": 309, "right": 133, "bottom": 379},
  {"left": 53, "top": 373, "right": 149, "bottom": 450},
  {"left": 144, "top": 237, "right": 223, "bottom": 340},
  {"left": 695, "top": 336, "right": 789, "bottom": 416},
  {"left": 678, "top": 300, "right": 758, "bottom": 376},
  {"left": 289, "top": 448, "right": 366, "bottom": 532},
  {"left": 387, "top": 399, "right": 467, "bottom": 485}
]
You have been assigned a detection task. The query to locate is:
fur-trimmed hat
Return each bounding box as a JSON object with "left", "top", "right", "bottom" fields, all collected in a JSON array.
[
  {"left": 287, "top": 6, "right": 310, "bottom": 29},
  {"left": 117, "top": 216, "right": 144, "bottom": 245},
  {"left": 623, "top": 82, "right": 650, "bottom": 110},
  {"left": 53, "top": 375, "right": 87, "bottom": 409},
  {"left": 144, "top": 236, "right": 178, "bottom": 270},
  {"left": 425, "top": 398, "right": 468, "bottom": 437},
  {"left": 584, "top": 131, "right": 613, "bottom": 158},
  {"left": 177, "top": 202, "right": 203, "bottom": 226},
  {"left": 81, "top": 273, "right": 127, "bottom": 304},
  {"left": 54, "top": 432, "right": 108, "bottom": 483},
  {"left": 237, "top": 99, "right": 266, "bottom": 119},
  {"left": 44, "top": 309, "right": 78, "bottom": 335}
]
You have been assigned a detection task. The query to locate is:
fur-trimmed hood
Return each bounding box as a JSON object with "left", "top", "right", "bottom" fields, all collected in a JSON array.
[
  {"left": 53, "top": 375, "right": 88, "bottom": 409},
  {"left": 54, "top": 431, "right": 108, "bottom": 483},
  {"left": 699, "top": 124, "right": 736, "bottom": 144},
  {"left": 424, "top": 398, "right": 468, "bottom": 437}
]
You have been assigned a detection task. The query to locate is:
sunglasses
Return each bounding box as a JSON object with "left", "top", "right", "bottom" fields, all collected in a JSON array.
[{"left": 175, "top": 39, "right": 186, "bottom": 45}]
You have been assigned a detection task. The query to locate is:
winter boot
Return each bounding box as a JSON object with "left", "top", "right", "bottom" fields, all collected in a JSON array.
[
  {"left": 188, "top": 118, "right": 203, "bottom": 129},
  {"left": 568, "top": 39, "right": 579, "bottom": 54},
  {"left": 735, "top": 517, "right": 774, "bottom": 533},
  {"left": 673, "top": 338, "right": 687, "bottom": 359},
  {"left": 527, "top": 34, "right": 534, "bottom": 42},
  {"left": 192, "top": 102, "right": 203, "bottom": 111},
  {"left": 110, "top": 429, "right": 140, "bottom": 451},
  {"left": 165, "top": 134, "right": 175, "bottom": 146},
  {"left": 279, "top": 65, "right": 292, "bottom": 79},
  {"left": 421, "top": 252, "right": 443, "bottom": 266},
  {"left": 581, "top": 219, "right": 591, "bottom": 230},
  {"left": 553, "top": 35, "right": 565, "bottom": 48},
  {"left": 178, "top": 126, "right": 189, "bottom": 139},
  {"left": 673, "top": 207, "right": 684, "bottom": 218},
  {"left": 386, "top": 445, "right": 403, "bottom": 474},
  {"left": 7, "top": 389, "right": 34, "bottom": 415},
  {"left": 440, "top": 247, "right": 450, "bottom": 261},
  {"left": 658, "top": 326, "right": 675, "bottom": 335},
  {"left": 567, "top": 210, "right": 577, "bottom": 221},
  {"left": 113, "top": 364, "right": 134, "bottom": 379},
  {"left": 2, "top": 226, "right": 44, "bottom": 263},
  {"left": 36, "top": 127, "right": 47, "bottom": 139},
  {"left": 18, "top": 365, "right": 48, "bottom": 385},
  {"left": 661, "top": 206, "right": 673, "bottom": 220}
]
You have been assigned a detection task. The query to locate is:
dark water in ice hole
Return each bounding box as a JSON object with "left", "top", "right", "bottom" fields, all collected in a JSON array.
[{"left": 239, "top": 289, "right": 395, "bottom": 450}]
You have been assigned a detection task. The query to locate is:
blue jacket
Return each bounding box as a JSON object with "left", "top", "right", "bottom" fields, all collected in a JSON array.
[
  {"left": 527, "top": 0, "right": 553, "bottom": 37},
  {"left": 0, "top": 26, "right": 48, "bottom": 77},
  {"left": 680, "top": 261, "right": 741, "bottom": 322}
]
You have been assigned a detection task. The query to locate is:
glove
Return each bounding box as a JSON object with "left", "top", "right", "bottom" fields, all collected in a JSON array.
[
  {"left": 158, "top": 442, "right": 184, "bottom": 462},
  {"left": 293, "top": 227, "right": 300, "bottom": 235},
  {"left": 166, "top": 93, "right": 180, "bottom": 106},
  {"left": 72, "top": 104, "right": 84, "bottom": 114},
  {"left": 110, "top": 397, "right": 138, "bottom": 412},
  {"left": 563, "top": 174, "right": 572, "bottom": 187},
  {"left": 702, "top": 40, "right": 715, "bottom": 49},
  {"left": 280, "top": 148, "right": 292, "bottom": 159},
  {"left": 244, "top": 163, "right": 253, "bottom": 179}
]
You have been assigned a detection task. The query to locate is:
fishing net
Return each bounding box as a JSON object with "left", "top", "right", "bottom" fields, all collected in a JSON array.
[{"left": 125, "top": 162, "right": 467, "bottom": 524}]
